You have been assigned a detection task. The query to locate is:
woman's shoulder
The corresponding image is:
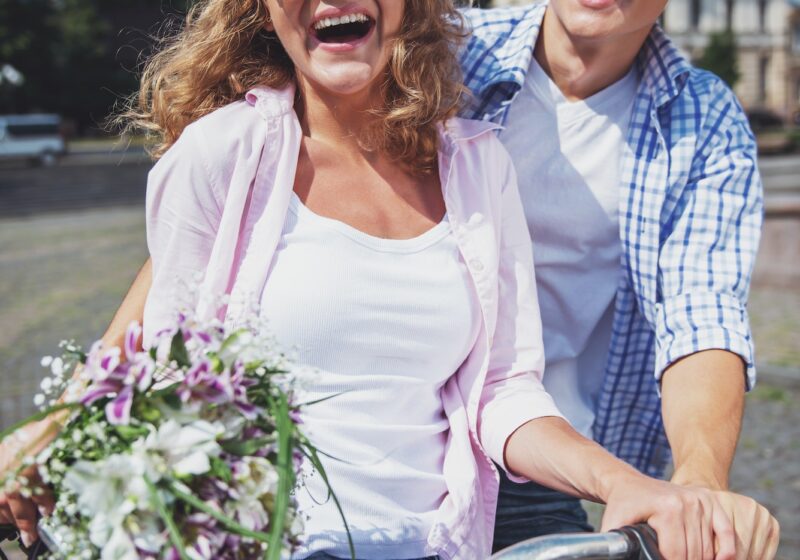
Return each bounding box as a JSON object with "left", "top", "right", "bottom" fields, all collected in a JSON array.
[
  {"left": 186, "top": 86, "right": 294, "bottom": 157},
  {"left": 442, "top": 117, "right": 515, "bottom": 185},
  {"left": 157, "top": 86, "right": 295, "bottom": 196}
]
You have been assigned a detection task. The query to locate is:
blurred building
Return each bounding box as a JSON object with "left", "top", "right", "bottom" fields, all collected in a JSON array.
[
  {"left": 488, "top": 0, "right": 800, "bottom": 119},
  {"left": 664, "top": 0, "right": 800, "bottom": 119}
]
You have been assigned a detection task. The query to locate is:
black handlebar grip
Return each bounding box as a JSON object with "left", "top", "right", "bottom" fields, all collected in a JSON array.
[
  {"left": 614, "top": 523, "right": 662, "bottom": 560},
  {"left": 0, "top": 524, "right": 49, "bottom": 560}
]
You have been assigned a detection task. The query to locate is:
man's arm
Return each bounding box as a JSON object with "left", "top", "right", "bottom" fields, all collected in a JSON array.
[
  {"left": 662, "top": 349, "right": 745, "bottom": 492},
  {"left": 654, "top": 77, "right": 779, "bottom": 559},
  {"left": 662, "top": 350, "right": 780, "bottom": 559}
]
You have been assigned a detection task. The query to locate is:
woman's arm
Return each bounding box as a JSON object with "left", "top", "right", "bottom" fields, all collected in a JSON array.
[
  {"left": 0, "top": 259, "right": 153, "bottom": 544},
  {"left": 2, "top": 119, "right": 215, "bottom": 542},
  {"left": 505, "top": 417, "right": 736, "bottom": 560},
  {"left": 100, "top": 259, "right": 152, "bottom": 349}
]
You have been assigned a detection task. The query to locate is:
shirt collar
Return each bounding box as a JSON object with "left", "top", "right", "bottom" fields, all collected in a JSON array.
[
  {"left": 636, "top": 24, "right": 693, "bottom": 107},
  {"left": 466, "top": 3, "right": 545, "bottom": 99}
]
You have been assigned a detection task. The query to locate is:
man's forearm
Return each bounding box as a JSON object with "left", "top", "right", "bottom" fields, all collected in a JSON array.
[{"left": 661, "top": 349, "right": 747, "bottom": 490}]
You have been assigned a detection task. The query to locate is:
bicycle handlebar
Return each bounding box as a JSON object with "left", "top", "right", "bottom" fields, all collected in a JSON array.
[
  {"left": 490, "top": 524, "right": 661, "bottom": 560},
  {"left": 3, "top": 522, "right": 662, "bottom": 560}
]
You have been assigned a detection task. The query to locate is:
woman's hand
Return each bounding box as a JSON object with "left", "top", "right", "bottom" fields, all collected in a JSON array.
[
  {"left": 601, "top": 474, "right": 738, "bottom": 560},
  {"left": 0, "top": 423, "right": 58, "bottom": 547},
  {"left": 0, "top": 462, "right": 54, "bottom": 547}
]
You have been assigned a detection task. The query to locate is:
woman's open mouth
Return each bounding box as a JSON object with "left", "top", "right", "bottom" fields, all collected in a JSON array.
[{"left": 311, "top": 13, "right": 376, "bottom": 45}]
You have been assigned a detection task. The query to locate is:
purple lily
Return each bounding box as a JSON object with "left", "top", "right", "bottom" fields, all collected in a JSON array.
[
  {"left": 229, "top": 360, "right": 259, "bottom": 420},
  {"left": 79, "top": 322, "right": 155, "bottom": 425},
  {"left": 177, "top": 360, "right": 233, "bottom": 405}
]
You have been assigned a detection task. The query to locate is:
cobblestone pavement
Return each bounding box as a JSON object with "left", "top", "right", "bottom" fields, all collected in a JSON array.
[{"left": 0, "top": 206, "right": 797, "bottom": 558}]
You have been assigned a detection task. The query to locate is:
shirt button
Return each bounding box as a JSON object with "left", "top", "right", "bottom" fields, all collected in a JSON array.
[
  {"left": 468, "top": 213, "right": 484, "bottom": 226},
  {"left": 470, "top": 259, "right": 484, "bottom": 272}
]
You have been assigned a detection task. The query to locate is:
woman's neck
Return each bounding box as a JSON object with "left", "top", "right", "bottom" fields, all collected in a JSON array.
[{"left": 296, "top": 76, "right": 383, "bottom": 155}]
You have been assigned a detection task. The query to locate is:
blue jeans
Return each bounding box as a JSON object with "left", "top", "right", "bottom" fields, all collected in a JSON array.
[{"left": 493, "top": 468, "right": 594, "bottom": 553}]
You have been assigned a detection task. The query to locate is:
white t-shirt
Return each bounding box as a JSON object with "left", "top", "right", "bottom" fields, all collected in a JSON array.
[
  {"left": 500, "top": 58, "right": 640, "bottom": 437},
  {"left": 260, "top": 194, "right": 480, "bottom": 559}
]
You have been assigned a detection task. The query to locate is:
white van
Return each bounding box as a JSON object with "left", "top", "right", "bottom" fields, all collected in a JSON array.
[{"left": 0, "top": 114, "right": 66, "bottom": 166}]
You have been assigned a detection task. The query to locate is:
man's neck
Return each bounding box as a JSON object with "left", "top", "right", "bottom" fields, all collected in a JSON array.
[{"left": 534, "top": 6, "right": 650, "bottom": 101}]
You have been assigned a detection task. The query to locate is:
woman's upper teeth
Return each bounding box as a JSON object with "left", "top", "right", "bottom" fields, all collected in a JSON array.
[{"left": 314, "top": 14, "right": 370, "bottom": 30}]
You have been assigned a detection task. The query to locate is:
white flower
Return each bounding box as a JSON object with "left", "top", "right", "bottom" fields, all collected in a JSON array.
[
  {"left": 136, "top": 419, "right": 224, "bottom": 477},
  {"left": 227, "top": 457, "right": 280, "bottom": 531},
  {"left": 62, "top": 454, "right": 151, "bottom": 546},
  {"left": 129, "top": 512, "right": 167, "bottom": 554},
  {"left": 50, "top": 357, "right": 65, "bottom": 377},
  {"left": 33, "top": 394, "right": 45, "bottom": 407},
  {"left": 40, "top": 377, "right": 53, "bottom": 392},
  {"left": 101, "top": 524, "right": 138, "bottom": 560},
  {"left": 41, "top": 356, "right": 54, "bottom": 368}
]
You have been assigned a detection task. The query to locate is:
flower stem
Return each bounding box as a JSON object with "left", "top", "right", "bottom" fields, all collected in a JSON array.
[
  {"left": 267, "top": 393, "right": 292, "bottom": 560},
  {"left": 145, "top": 476, "right": 191, "bottom": 560},
  {"left": 0, "top": 403, "right": 79, "bottom": 443}
]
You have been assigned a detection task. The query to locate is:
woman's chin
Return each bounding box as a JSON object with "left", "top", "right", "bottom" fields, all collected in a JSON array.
[{"left": 305, "top": 63, "right": 382, "bottom": 99}]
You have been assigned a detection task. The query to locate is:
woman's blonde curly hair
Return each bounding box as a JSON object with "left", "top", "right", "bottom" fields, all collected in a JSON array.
[{"left": 119, "top": 0, "right": 468, "bottom": 174}]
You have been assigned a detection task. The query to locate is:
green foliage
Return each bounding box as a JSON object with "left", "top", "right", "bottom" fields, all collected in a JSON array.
[
  {"left": 0, "top": 0, "right": 193, "bottom": 132},
  {"left": 696, "top": 30, "right": 741, "bottom": 88}
]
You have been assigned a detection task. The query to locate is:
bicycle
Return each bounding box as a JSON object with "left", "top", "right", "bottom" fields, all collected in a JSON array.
[{"left": 1, "top": 522, "right": 661, "bottom": 560}]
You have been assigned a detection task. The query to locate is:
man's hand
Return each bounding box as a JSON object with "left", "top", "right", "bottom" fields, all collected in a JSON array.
[
  {"left": 601, "top": 476, "right": 736, "bottom": 560},
  {"left": 672, "top": 470, "right": 780, "bottom": 560}
]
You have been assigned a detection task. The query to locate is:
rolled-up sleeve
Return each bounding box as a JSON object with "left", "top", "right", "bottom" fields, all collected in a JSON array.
[
  {"left": 143, "top": 125, "right": 223, "bottom": 346},
  {"left": 654, "top": 80, "right": 761, "bottom": 389},
  {"left": 477, "top": 140, "right": 564, "bottom": 479}
]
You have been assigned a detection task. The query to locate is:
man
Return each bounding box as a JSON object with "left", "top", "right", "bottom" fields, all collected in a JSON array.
[
  {"left": 460, "top": 1, "right": 779, "bottom": 557},
  {"left": 1, "top": 0, "right": 780, "bottom": 557}
]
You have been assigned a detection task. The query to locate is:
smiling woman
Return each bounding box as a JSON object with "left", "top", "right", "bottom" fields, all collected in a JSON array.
[{"left": 116, "top": 0, "right": 466, "bottom": 174}]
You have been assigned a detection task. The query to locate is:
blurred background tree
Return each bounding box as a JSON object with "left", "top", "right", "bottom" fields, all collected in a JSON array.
[
  {"left": 0, "top": 0, "right": 191, "bottom": 134},
  {"left": 696, "top": 30, "right": 741, "bottom": 88}
]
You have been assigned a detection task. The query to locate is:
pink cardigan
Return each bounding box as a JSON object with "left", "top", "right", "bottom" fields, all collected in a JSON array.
[{"left": 143, "top": 85, "right": 563, "bottom": 559}]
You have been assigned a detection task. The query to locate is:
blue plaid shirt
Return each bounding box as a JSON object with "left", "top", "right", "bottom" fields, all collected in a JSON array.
[{"left": 460, "top": 3, "right": 762, "bottom": 477}]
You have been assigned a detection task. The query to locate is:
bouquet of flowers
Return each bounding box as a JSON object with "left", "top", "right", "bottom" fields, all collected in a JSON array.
[{"left": 0, "top": 311, "right": 350, "bottom": 560}]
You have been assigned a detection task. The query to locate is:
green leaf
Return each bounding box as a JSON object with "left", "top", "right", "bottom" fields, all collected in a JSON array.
[
  {"left": 114, "top": 425, "right": 149, "bottom": 441},
  {"left": 162, "top": 393, "right": 182, "bottom": 410},
  {"left": 219, "top": 329, "right": 249, "bottom": 355},
  {"left": 300, "top": 440, "right": 355, "bottom": 560},
  {"left": 209, "top": 354, "right": 224, "bottom": 374},
  {"left": 267, "top": 393, "right": 294, "bottom": 560},
  {"left": 220, "top": 436, "right": 275, "bottom": 457},
  {"left": 169, "top": 331, "right": 191, "bottom": 368},
  {"left": 209, "top": 456, "right": 232, "bottom": 484},
  {"left": 139, "top": 405, "right": 162, "bottom": 423}
]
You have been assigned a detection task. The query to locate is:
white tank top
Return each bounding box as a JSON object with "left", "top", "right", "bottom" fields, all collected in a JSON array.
[
  {"left": 259, "top": 193, "right": 480, "bottom": 559},
  {"left": 500, "top": 58, "right": 640, "bottom": 437}
]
